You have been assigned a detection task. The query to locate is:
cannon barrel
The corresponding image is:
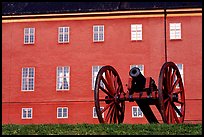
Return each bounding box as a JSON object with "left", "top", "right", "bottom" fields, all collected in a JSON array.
[{"left": 129, "top": 67, "right": 146, "bottom": 92}]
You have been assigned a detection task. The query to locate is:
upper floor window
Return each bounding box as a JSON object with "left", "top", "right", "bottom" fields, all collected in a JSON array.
[
  {"left": 21, "top": 67, "right": 35, "bottom": 91},
  {"left": 93, "top": 107, "right": 104, "bottom": 118},
  {"left": 58, "top": 27, "right": 69, "bottom": 43},
  {"left": 57, "top": 107, "right": 68, "bottom": 118},
  {"left": 24, "top": 28, "right": 35, "bottom": 44},
  {"left": 93, "top": 25, "right": 104, "bottom": 42},
  {"left": 22, "top": 108, "right": 32, "bottom": 119},
  {"left": 92, "top": 66, "right": 103, "bottom": 90},
  {"left": 56, "top": 66, "right": 70, "bottom": 91},
  {"left": 130, "top": 64, "right": 144, "bottom": 75},
  {"left": 131, "top": 24, "right": 142, "bottom": 41},
  {"left": 170, "top": 23, "right": 181, "bottom": 40},
  {"left": 132, "top": 106, "right": 143, "bottom": 118}
]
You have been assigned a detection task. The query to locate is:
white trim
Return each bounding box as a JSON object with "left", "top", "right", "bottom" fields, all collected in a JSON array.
[
  {"left": 170, "top": 23, "right": 181, "bottom": 40},
  {"left": 93, "top": 107, "right": 104, "bottom": 118},
  {"left": 21, "top": 67, "right": 35, "bottom": 91},
  {"left": 57, "top": 107, "right": 68, "bottom": 118},
  {"left": 175, "top": 63, "right": 184, "bottom": 87},
  {"left": 24, "top": 28, "right": 35, "bottom": 44},
  {"left": 56, "top": 66, "right": 70, "bottom": 91},
  {"left": 93, "top": 25, "right": 104, "bottom": 42},
  {"left": 131, "top": 24, "right": 142, "bottom": 41},
  {"left": 92, "top": 66, "right": 103, "bottom": 90},
  {"left": 58, "top": 27, "right": 70, "bottom": 43},
  {"left": 132, "top": 106, "right": 143, "bottom": 118},
  {"left": 22, "top": 108, "right": 32, "bottom": 119}
]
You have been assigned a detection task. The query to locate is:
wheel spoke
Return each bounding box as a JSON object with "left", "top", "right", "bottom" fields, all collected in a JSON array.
[
  {"left": 101, "top": 76, "right": 114, "bottom": 96},
  {"left": 171, "top": 102, "right": 183, "bottom": 117},
  {"left": 109, "top": 106, "right": 115, "bottom": 124},
  {"left": 165, "top": 101, "right": 170, "bottom": 123},
  {"left": 169, "top": 105, "right": 175, "bottom": 124},
  {"left": 105, "top": 103, "right": 114, "bottom": 123},
  {"left": 114, "top": 75, "right": 118, "bottom": 92},
  {"left": 175, "top": 100, "right": 184, "bottom": 105},
  {"left": 99, "top": 85, "right": 113, "bottom": 98},
  {"left": 174, "top": 90, "right": 182, "bottom": 94},
  {"left": 164, "top": 97, "right": 169, "bottom": 104},
  {"left": 170, "top": 78, "right": 180, "bottom": 93},
  {"left": 170, "top": 69, "right": 176, "bottom": 88},
  {"left": 101, "top": 101, "right": 114, "bottom": 114},
  {"left": 99, "top": 98, "right": 113, "bottom": 101},
  {"left": 105, "top": 70, "right": 115, "bottom": 94},
  {"left": 171, "top": 104, "right": 180, "bottom": 123}
]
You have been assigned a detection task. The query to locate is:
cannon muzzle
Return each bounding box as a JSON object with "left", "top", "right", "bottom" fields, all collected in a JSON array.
[
  {"left": 129, "top": 67, "right": 146, "bottom": 92},
  {"left": 129, "top": 67, "right": 140, "bottom": 78}
]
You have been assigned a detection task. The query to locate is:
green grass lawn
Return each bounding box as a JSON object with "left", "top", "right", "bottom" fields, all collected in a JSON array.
[{"left": 2, "top": 123, "right": 202, "bottom": 135}]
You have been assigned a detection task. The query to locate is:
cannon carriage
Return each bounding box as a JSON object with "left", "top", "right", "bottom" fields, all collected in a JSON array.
[{"left": 94, "top": 61, "right": 185, "bottom": 124}]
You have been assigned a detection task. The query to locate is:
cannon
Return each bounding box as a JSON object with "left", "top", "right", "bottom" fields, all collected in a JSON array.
[{"left": 94, "top": 62, "right": 185, "bottom": 124}]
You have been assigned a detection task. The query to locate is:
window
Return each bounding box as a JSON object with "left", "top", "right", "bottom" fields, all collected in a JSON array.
[
  {"left": 93, "top": 25, "right": 104, "bottom": 42},
  {"left": 132, "top": 106, "right": 143, "bottom": 118},
  {"left": 130, "top": 64, "right": 144, "bottom": 75},
  {"left": 56, "top": 66, "right": 70, "bottom": 90},
  {"left": 22, "top": 108, "right": 32, "bottom": 119},
  {"left": 24, "top": 28, "right": 35, "bottom": 44},
  {"left": 170, "top": 23, "right": 181, "bottom": 40},
  {"left": 93, "top": 107, "right": 104, "bottom": 118},
  {"left": 21, "top": 67, "right": 35, "bottom": 91},
  {"left": 92, "top": 66, "right": 103, "bottom": 90},
  {"left": 58, "top": 27, "right": 69, "bottom": 43},
  {"left": 57, "top": 107, "right": 68, "bottom": 118},
  {"left": 131, "top": 24, "right": 142, "bottom": 41},
  {"left": 176, "top": 64, "right": 184, "bottom": 86}
]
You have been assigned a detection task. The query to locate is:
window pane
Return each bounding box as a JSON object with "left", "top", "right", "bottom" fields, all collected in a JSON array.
[
  {"left": 94, "top": 33, "right": 98, "bottom": 41},
  {"left": 99, "top": 26, "right": 103, "bottom": 31},
  {"left": 24, "top": 28, "right": 29, "bottom": 34},
  {"left": 64, "top": 27, "right": 68, "bottom": 32},
  {"left": 94, "top": 26, "right": 98, "bottom": 32},
  {"left": 131, "top": 25, "right": 137, "bottom": 31},
  {"left": 30, "top": 28, "right": 34, "bottom": 34},
  {"left": 99, "top": 34, "right": 103, "bottom": 41},
  {"left": 59, "top": 27, "right": 63, "bottom": 33},
  {"left": 24, "top": 36, "right": 29, "bottom": 43}
]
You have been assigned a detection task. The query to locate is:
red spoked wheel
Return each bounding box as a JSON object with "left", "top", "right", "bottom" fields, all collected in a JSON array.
[
  {"left": 94, "top": 65, "right": 125, "bottom": 124},
  {"left": 158, "top": 62, "right": 185, "bottom": 124}
]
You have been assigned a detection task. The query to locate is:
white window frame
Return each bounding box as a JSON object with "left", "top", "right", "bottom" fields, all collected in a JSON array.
[
  {"left": 57, "top": 107, "right": 68, "bottom": 118},
  {"left": 131, "top": 24, "right": 142, "bottom": 41},
  {"left": 58, "top": 27, "right": 69, "bottom": 43},
  {"left": 170, "top": 23, "right": 181, "bottom": 40},
  {"left": 92, "top": 66, "right": 103, "bottom": 90},
  {"left": 175, "top": 64, "right": 184, "bottom": 88},
  {"left": 56, "top": 66, "right": 70, "bottom": 91},
  {"left": 93, "top": 25, "right": 104, "bottom": 42},
  {"left": 21, "top": 67, "right": 35, "bottom": 91},
  {"left": 93, "top": 107, "right": 104, "bottom": 118},
  {"left": 132, "top": 106, "right": 143, "bottom": 118},
  {"left": 22, "top": 108, "right": 32, "bottom": 119},
  {"left": 130, "top": 64, "right": 144, "bottom": 75},
  {"left": 24, "top": 28, "right": 35, "bottom": 44}
]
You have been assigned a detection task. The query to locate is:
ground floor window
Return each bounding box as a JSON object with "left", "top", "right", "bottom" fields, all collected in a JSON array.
[
  {"left": 57, "top": 107, "right": 68, "bottom": 118},
  {"left": 22, "top": 108, "right": 32, "bottom": 119},
  {"left": 132, "top": 106, "right": 143, "bottom": 118},
  {"left": 93, "top": 107, "right": 104, "bottom": 118}
]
